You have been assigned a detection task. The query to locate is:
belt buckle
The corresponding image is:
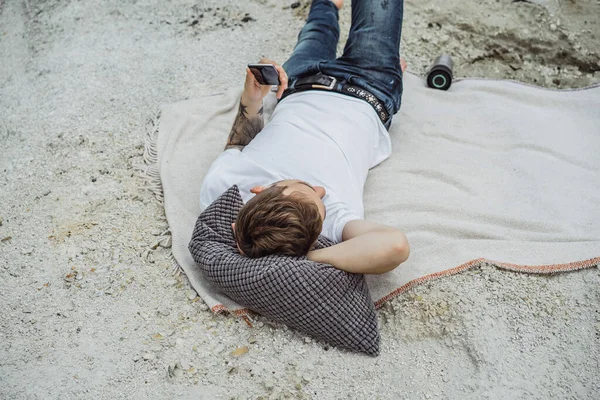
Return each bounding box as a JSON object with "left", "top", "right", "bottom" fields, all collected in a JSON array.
[{"left": 311, "top": 76, "right": 337, "bottom": 90}]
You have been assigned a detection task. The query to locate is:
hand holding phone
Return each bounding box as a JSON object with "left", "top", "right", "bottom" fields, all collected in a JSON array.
[
  {"left": 248, "top": 64, "right": 280, "bottom": 86},
  {"left": 244, "top": 58, "right": 288, "bottom": 100}
]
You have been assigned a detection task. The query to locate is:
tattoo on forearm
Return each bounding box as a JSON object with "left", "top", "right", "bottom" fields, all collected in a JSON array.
[{"left": 225, "top": 102, "right": 264, "bottom": 150}]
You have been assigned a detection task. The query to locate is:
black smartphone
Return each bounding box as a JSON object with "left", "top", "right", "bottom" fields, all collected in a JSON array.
[{"left": 248, "top": 64, "right": 280, "bottom": 85}]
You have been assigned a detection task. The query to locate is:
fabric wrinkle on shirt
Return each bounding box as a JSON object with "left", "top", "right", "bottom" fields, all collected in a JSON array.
[{"left": 199, "top": 90, "right": 392, "bottom": 243}]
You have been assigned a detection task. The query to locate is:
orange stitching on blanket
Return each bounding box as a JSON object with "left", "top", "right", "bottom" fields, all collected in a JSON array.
[
  {"left": 374, "top": 256, "right": 600, "bottom": 309},
  {"left": 491, "top": 257, "right": 600, "bottom": 273},
  {"left": 210, "top": 304, "right": 253, "bottom": 318},
  {"left": 374, "top": 258, "right": 481, "bottom": 308},
  {"left": 211, "top": 305, "right": 227, "bottom": 314},
  {"left": 242, "top": 316, "right": 254, "bottom": 327}
]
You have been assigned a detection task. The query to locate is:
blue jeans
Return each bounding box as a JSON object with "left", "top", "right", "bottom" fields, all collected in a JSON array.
[{"left": 282, "top": 0, "right": 404, "bottom": 118}]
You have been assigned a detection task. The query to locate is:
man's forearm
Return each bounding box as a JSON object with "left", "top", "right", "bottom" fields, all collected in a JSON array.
[
  {"left": 307, "top": 230, "right": 410, "bottom": 274},
  {"left": 225, "top": 94, "right": 264, "bottom": 151}
]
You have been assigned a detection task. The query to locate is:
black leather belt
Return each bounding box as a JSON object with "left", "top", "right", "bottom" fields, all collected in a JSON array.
[{"left": 279, "top": 73, "right": 391, "bottom": 128}]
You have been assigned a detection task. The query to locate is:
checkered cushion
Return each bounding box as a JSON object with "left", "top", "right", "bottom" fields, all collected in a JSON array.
[{"left": 188, "top": 185, "right": 380, "bottom": 355}]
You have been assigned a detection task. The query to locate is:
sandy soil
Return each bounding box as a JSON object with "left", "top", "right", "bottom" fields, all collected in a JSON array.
[{"left": 1, "top": 0, "right": 598, "bottom": 399}]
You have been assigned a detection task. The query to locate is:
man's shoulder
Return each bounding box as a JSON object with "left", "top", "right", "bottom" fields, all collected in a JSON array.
[
  {"left": 199, "top": 150, "right": 244, "bottom": 208},
  {"left": 202, "top": 150, "right": 241, "bottom": 183},
  {"left": 199, "top": 149, "right": 282, "bottom": 209}
]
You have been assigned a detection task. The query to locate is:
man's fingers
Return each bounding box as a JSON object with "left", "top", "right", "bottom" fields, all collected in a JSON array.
[
  {"left": 275, "top": 65, "right": 288, "bottom": 87},
  {"left": 253, "top": 58, "right": 288, "bottom": 98},
  {"left": 274, "top": 64, "right": 288, "bottom": 99}
]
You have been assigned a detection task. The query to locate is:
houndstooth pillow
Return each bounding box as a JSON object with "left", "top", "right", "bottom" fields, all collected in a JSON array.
[{"left": 188, "top": 185, "right": 380, "bottom": 356}]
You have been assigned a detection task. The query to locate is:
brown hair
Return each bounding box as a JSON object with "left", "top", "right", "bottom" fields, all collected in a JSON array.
[{"left": 234, "top": 185, "right": 323, "bottom": 258}]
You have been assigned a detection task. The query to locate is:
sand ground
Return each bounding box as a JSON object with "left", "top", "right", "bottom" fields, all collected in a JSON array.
[{"left": 1, "top": 0, "right": 599, "bottom": 399}]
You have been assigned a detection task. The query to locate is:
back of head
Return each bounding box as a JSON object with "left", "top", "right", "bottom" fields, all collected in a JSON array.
[{"left": 234, "top": 185, "right": 323, "bottom": 258}]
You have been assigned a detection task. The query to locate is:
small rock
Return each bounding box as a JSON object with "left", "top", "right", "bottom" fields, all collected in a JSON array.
[
  {"left": 167, "top": 362, "right": 183, "bottom": 378},
  {"left": 550, "top": 23, "right": 557, "bottom": 31},
  {"left": 166, "top": 279, "right": 177, "bottom": 287},
  {"left": 151, "top": 229, "right": 163, "bottom": 236},
  {"left": 264, "top": 379, "right": 275, "bottom": 390},
  {"left": 42, "top": 190, "right": 51, "bottom": 196},
  {"left": 66, "top": 301, "right": 75, "bottom": 311},
  {"left": 302, "top": 373, "right": 313, "bottom": 382},
  {"left": 142, "top": 353, "right": 155, "bottom": 361},
  {"left": 212, "top": 344, "right": 225, "bottom": 355},
  {"left": 151, "top": 343, "right": 163, "bottom": 352},
  {"left": 180, "top": 359, "right": 191, "bottom": 370},
  {"left": 187, "top": 290, "right": 198, "bottom": 300},
  {"left": 158, "top": 309, "right": 170, "bottom": 317},
  {"left": 133, "top": 355, "right": 142, "bottom": 362},
  {"left": 230, "top": 346, "right": 249, "bottom": 357},
  {"left": 290, "top": 1, "right": 301, "bottom": 8},
  {"left": 21, "top": 248, "right": 33, "bottom": 255}
]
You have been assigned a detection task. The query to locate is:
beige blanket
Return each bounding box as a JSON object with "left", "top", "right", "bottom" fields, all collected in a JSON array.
[{"left": 142, "top": 72, "right": 600, "bottom": 315}]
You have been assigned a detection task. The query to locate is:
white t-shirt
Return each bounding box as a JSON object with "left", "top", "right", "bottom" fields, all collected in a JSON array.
[{"left": 199, "top": 90, "right": 392, "bottom": 243}]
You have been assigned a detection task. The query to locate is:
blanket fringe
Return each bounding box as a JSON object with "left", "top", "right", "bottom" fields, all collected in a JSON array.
[
  {"left": 134, "top": 109, "right": 164, "bottom": 204},
  {"left": 136, "top": 111, "right": 186, "bottom": 279}
]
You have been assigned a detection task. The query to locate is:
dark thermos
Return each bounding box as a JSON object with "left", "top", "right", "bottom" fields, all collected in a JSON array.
[{"left": 426, "top": 55, "right": 454, "bottom": 90}]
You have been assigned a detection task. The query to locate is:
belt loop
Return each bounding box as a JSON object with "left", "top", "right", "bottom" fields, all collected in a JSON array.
[
  {"left": 384, "top": 117, "right": 392, "bottom": 130},
  {"left": 288, "top": 77, "right": 297, "bottom": 91}
]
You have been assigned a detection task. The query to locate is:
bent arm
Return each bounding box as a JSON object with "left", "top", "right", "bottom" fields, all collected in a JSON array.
[
  {"left": 224, "top": 95, "right": 264, "bottom": 151},
  {"left": 224, "top": 59, "right": 288, "bottom": 151},
  {"left": 307, "top": 220, "right": 410, "bottom": 274}
]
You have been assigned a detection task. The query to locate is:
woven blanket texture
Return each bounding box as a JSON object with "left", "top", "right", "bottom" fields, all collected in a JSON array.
[{"left": 142, "top": 72, "right": 600, "bottom": 315}]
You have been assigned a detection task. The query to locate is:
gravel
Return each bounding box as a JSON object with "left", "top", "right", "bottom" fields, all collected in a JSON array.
[{"left": 1, "top": 0, "right": 598, "bottom": 399}]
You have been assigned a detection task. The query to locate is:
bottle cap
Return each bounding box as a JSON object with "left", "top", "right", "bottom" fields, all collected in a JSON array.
[{"left": 427, "top": 54, "right": 454, "bottom": 90}]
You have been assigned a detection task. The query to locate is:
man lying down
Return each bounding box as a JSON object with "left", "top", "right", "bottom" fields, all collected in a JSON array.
[{"left": 199, "top": 0, "right": 410, "bottom": 274}]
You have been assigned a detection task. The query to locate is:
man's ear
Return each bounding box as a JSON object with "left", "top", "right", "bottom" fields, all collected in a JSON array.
[
  {"left": 231, "top": 223, "right": 246, "bottom": 256},
  {"left": 250, "top": 186, "right": 267, "bottom": 194},
  {"left": 314, "top": 185, "right": 326, "bottom": 199},
  {"left": 236, "top": 242, "right": 245, "bottom": 256}
]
